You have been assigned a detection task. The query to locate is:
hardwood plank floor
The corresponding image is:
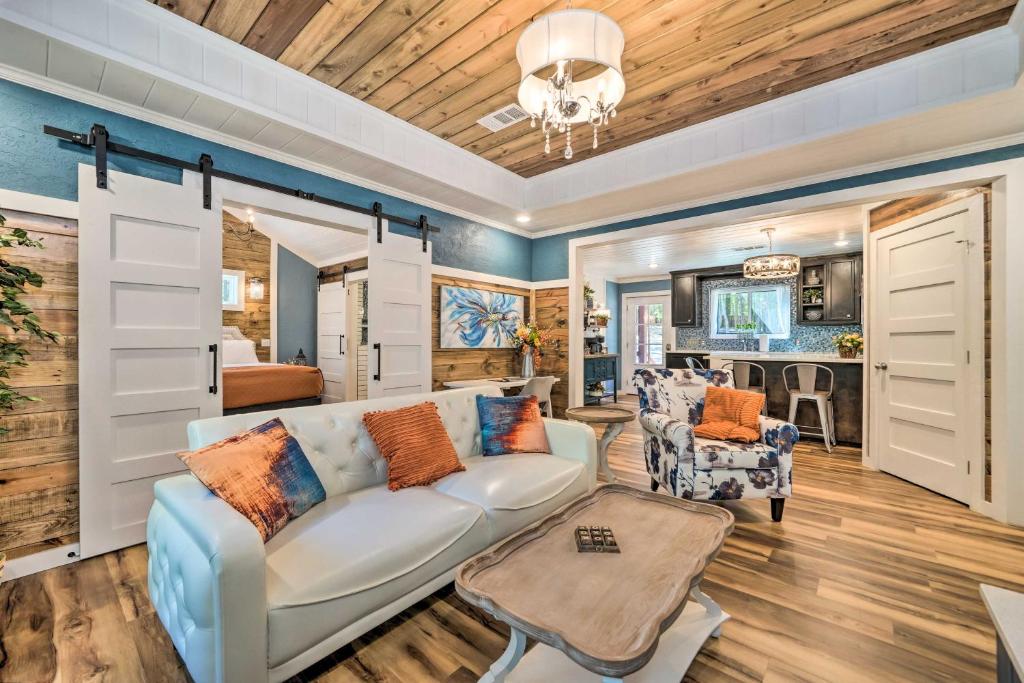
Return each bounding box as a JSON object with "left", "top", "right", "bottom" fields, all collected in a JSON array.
[{"left": 2, "top": 399, "right": 1022, "bottom": 682}]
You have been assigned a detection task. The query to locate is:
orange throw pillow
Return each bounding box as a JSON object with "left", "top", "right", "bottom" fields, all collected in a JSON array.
[
  {"left": 363, "top": 402, "right": 465, "bottom": 491},
  {"left": 694, "top": 386, "right": 765, "bottom": 443}
]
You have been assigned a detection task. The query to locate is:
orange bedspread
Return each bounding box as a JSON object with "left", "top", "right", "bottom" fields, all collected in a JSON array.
[{"left": 223, "top": 365, "right": 324, "bottom": 410}]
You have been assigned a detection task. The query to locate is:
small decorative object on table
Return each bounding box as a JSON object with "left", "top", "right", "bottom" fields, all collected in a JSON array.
[
  {"left": 833, "top": 331, "right": 864, "bottom": 359},
  {"left": 288, "top": 348, "right": 308, "bottom": 366},
  {"left": 803, "top": 287, "right": 823, "bottom": 304},
  {"left": 575, "top": 525, "right": 619, "bottom": 553},
  {"left": 514, "top": 321, "right": 548, "bottom": 379},
  {"left": 592, "top": 309, "right": 611, "bottom": 327},
  {"left": 804, "top": 308, "right": 823, "bottom": 321}
]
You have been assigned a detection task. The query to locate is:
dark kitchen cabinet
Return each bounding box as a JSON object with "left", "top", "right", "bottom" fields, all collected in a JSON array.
[
  {"left": 671, "top": 272, "right": 699, "bottom": 327},
  {"left": 798, "top": 254, "right": 861, "bottom": 325}
]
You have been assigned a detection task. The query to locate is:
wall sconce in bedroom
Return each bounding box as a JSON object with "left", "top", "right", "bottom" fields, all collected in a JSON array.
[{"left": 249, "top": 277, "right": 264, "bottom": 301}]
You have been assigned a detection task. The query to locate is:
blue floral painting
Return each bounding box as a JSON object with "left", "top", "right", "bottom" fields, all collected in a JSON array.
[{"left": 440, "top": 286, "right": 524, "bottom": 349}]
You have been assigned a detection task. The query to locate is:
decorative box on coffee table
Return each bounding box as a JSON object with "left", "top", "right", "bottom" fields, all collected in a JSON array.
[{"left": 455, "top": 485, "right": 734, "bottom": 682}]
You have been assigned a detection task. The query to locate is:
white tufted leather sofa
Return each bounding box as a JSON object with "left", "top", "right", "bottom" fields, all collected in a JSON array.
[{"left": 147, "top": 386, "right": 596, "bottom": 683}]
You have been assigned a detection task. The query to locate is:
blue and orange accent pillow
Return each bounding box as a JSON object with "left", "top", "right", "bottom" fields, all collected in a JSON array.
[
  {"left": 477, "top": 395, "right": 551, "bottom": 457},
  {"left": 179, "top": 418, "right": 325, "bottom": 542}
]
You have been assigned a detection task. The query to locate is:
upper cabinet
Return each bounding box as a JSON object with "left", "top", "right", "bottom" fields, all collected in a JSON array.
[
  {"left": 671, "top": 272, "right": 699, "bottom": 327},
  {"left": 799, "top": 254, "right": 862, "bottom": 325}
]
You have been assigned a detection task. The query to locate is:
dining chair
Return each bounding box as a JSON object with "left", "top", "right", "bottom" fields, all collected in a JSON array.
[
  {"left": 685, "top": 356, "right": 705, "bottom": 370},
  {"left": 782, "top": 363, "right": 836, "bottom": 453},
  {"left": 519, "top": 376, "right": 557, "bottom": 418},
  {"left": 721, "top": 361, "right": 768, "bottom": 416}
]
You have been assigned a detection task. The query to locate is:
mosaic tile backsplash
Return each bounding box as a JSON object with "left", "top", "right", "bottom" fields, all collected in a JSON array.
[{"left": 675, "top": 275, "right": 863, "bottom": 353}]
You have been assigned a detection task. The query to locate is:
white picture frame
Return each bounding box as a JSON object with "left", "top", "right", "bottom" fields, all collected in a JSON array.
[{"left": 222, "top": 269, "right": 245, "bottom": 311}]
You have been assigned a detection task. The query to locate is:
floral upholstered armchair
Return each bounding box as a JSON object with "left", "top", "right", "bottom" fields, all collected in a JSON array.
[{"left": 632, "top": 368, "right": 798, "bottom": 521}]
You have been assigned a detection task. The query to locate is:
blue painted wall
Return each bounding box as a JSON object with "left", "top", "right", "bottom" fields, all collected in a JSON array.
[
  {"left": 0, "top": 79, "right": 533, "bottom": 281},
  {"left": 276, "top": 245, "right": 318, "bottom": 365},
  {"left": 531, "top": 144, "right": 1024, "bottom": 281}
]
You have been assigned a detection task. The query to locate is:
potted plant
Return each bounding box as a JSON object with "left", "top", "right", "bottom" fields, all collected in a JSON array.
[
  {"left": 592, "top": 309, "right": 611, "bottom": 327},
  {"left": 803, "top": 287, "right": 823, "bottom": 304},
  {"left": 514, "top": 321, "right": 547, "bottom": 377},
  {"left": 833, "top": 331, "right": 864, "bottom": 359},
  {"left": 583, "top": 283, "right": 595, "bottom": 311}
]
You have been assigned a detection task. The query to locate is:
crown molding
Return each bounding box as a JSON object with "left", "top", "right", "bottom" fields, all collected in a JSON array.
[
  {"left": 530, "top": 129, "right": 1024, "bottom": 239},
  {"left": 0, "top": 63, "right": 534, "bottom": 238}
]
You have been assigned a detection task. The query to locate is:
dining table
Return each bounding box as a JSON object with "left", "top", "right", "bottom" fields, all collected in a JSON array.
[{"left": 442, "top": 377, "right": 561, "bottom": 390}]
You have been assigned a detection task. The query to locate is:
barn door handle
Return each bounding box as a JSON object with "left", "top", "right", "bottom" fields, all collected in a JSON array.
[
  {"left": 373, "top": 342, "right": 381, "bottom": 381},
  {"left": 339, "top": 334, "right": 345, "bottom": 355},
  {"left": 209, "top": 343, "right": 219, "bottom": 394}
]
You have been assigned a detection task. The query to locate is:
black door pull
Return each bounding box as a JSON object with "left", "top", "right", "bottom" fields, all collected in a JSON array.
[
  {"left": 373, "top": 342, "right": 381, "bottom": 381},
  {"left": 209, "top": 343, "right": 218, "bottom": 394},
  {"left": 339, "top": 334, "right": 345, "bottom": 355}
]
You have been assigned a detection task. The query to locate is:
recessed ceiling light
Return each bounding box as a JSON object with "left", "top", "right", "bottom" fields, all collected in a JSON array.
[
  {"left": 648, "top": 261, "right": 658, "bottom": 269},
  {"left": 834, "top": 240, "right": 850, "bottom": 247},
  {"left": 516, "top": 214, "right": 531, "bottom": 224}
]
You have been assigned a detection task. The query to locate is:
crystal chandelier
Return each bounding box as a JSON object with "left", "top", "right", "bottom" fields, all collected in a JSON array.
[
  {"left": 743, "top": 228, "right": 800, "bottom": 279},
  {"left": 515, "top": 7, "right": 625, "bottom": 160}
]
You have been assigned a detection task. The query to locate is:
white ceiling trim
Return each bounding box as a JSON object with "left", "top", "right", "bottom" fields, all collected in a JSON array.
[{"left": 0, "top": 0, "right": 1020, "bottom": 236}]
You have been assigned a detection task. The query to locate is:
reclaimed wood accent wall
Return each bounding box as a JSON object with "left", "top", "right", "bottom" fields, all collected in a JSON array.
[
  {"left": 432, "top": 275, "right": 531, "bottom": 392},
  {"left": 533, "top": 287, "right": 570, "bottom": 418},
  {"left": 319, "top": 256, "right": 368, "bottom": 286},
  {"left": 222, "top": 212, "right": 271, "bottom": 362},
  {"left": 869, "top": 186, "right": 992, "bottom": 500},
  {"left": 0, "top": 209, "right": 78, "bottom": 560}
]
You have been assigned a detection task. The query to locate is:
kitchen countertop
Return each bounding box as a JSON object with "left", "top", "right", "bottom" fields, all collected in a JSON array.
[
  {"left": 584, "top": 353, "right": 619, "bottom": 359},
  {"left": 697, "top": 350, "right": 864, "bottom": 364}
]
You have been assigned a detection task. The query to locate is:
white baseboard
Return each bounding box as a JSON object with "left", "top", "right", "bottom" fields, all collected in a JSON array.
[{"left": 1, "top": 542, "right": 81, "bottom": 583}]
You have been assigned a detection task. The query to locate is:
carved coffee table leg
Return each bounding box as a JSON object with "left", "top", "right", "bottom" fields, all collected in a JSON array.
[
  {"left": 479, "top": 626, "right": 527, "bottom": 683},
  {"left": 690, "top": 584, "right": 725, "bottom": 638},
  {"left": 597, "top": 421, "right": 625, "bottom": 483}
]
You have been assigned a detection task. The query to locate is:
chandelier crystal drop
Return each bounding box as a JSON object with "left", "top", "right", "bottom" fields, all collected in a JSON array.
[
  {"left": 743, "top": 227, "right": 801, "bottom": 280},
  {"left": 515, "top": 7, "right": 625, "bottom": 160}
]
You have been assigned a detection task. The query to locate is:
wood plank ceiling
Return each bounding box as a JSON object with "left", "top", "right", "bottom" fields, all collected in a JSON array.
[{"left": 151, "top": 0, "right": 1016, "bottom": 178}]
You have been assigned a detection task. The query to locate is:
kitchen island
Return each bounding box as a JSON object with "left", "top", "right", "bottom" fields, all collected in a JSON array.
[{"left": 705, "top": 351, "right": 863, "bottom": 445}]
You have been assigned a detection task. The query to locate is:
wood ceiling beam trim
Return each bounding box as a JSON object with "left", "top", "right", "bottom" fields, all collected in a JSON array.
[
  {"left": 514, "top": 7, "right": 1014, "bottom": 176},
  {"left": 339, "top": 0, "right": 503, "bottom": 101},
  {"left": 201, "top": 0, "right": 270, "bottom": 43},
  {"left": 477, "top": 0, "right": 1004, "bottom": 169},
  {"left": 242, "top": 0, "right": 328, "bottom": 60},
  {"left": 277, "top": 0, "right": 389, "bottom": 74},
  {"left": 446, "top": 0, "right": 850, "bottom": 153},
  {"left": 307, "top": 0, "right": 445, "bottom": 90},
  {"left": 362, "top": 0, "right": 555, "bottom": 111}
]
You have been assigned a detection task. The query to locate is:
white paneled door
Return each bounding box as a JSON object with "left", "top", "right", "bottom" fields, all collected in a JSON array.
[
  {"left": 318, "top": 280, "right": 348, "bottom": 402},
  {"left": 870, "top": 194, "right": 984, "bottom": 503},
  {"left": 367, "top": 221, "right": 431, "bottom": 397},
  {"left": 78, "top": 166, "right": 221, "bottom": 557},
  {"left": 622, "top": 294, "right": 671, "bottom": 381}
]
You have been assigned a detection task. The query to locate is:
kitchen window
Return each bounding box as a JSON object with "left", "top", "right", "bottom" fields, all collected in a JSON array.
[{"left": 709, "top": 284, "right": 791, "bottom": 339}]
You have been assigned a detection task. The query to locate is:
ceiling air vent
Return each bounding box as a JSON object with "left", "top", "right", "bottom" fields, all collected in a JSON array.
[
  {"left": 732, "top": 244, "right": 764, "bottom": 252},
  {"left": 476, "top": 103, "right": 529, "bottom": 132}
]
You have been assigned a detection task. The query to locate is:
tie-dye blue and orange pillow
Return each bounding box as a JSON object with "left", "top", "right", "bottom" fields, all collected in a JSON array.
[
  {"left": 179, "top": 418, "right": 325, "bottom": 542},
  {"left": 477, "top": 395, "right": 551, "bottom": 457}
]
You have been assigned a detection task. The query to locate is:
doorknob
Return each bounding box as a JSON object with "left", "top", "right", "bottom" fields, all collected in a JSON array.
[{"left": 874, "top": 362, "right": 888, "bottom": 370}]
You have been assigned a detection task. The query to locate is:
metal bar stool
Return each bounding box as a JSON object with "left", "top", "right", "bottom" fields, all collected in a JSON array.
[
  {"left": 783, "top": 363, "right": 836, "bottom": 453},
  {"left": 722, "top": 361, "right": 768, "bottom": 416},
  {"left": 685, "top": 356, "right": 705, "bottom": 370}
]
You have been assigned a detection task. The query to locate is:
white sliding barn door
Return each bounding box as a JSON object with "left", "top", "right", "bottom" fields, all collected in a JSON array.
[
  {"left": 367, "top": 221, "right": 431, "bottom": 397},
  {"left": 318, "top": 280, "right": 348, "bottom": 403},
  {"left": 78, "top": 166, "right": 221, "bottom": 557},
  {"left": 870, "top": 194, "right": 983, "bottom": 504}
]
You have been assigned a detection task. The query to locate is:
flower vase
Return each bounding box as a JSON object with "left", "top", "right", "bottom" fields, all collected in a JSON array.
[
  {"left": 838, "top": 347, "right": 857, "bottom": 359},
  {"left": 521, "top": 348, "right": 536, "bottom": 378}
]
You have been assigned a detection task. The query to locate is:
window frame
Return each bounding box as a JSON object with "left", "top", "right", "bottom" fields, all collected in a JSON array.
[{"left": 708, "top": 283, "right": 791, "bottom": 340}]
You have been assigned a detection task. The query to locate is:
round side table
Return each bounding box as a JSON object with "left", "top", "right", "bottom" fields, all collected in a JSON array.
[{"left": 564, "top": 406, "right": 637, "bottom": 483}]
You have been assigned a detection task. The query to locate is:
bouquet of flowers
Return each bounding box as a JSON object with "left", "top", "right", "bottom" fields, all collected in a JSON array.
[
  {"left": 833, "top": 331, "right": 864, "bottom": 358},
  {"left": 514, "top": 321, "right": 547, "bottom": 356}
]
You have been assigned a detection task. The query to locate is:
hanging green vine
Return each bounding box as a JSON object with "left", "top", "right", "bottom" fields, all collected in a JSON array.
[{"left": 0, "top": 210, "right": 60, "bottom": 432}]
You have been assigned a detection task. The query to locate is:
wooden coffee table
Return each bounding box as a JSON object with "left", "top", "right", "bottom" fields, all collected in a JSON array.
[
  {"left": 456, "top": 485, "right": 734, "bottom": 682},
  {"left": 564, "top": 406, "right": 636, "bottom": 483}
]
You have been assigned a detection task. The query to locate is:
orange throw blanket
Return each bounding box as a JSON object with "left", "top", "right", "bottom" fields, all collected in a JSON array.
[
  {"left": 222, "top": 365, "right": 324, "bottom": 409},
  {"left": 693, "top": 386, "right": 764, "bottom": 443}
]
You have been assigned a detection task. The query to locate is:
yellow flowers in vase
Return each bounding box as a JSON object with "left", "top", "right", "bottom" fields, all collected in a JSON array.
[
  {"left": 514, "top": 321, "right": 548, "bottom": 378},
  {"left": 833, "top": 332, "right": 864, "bottom": 359}
]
